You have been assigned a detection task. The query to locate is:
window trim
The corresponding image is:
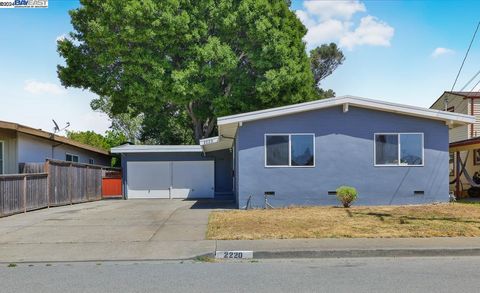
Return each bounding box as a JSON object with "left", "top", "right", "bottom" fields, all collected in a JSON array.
[
  {"left": 373, "top": 132, "right": 424, "bottom": 167},
  {"left": 65, "top": 153, "right": 79, "bottom": 163},
  {"left": 0, "top": 140, "right": 4, "bottom": 175},
  {"left": 88, "top": 158, "right": 95, "bottom": 165},
  {"left": 264, "top": 133, "right": 315, "bottom": 168}
]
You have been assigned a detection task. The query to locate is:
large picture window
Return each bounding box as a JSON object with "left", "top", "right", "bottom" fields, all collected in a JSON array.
[
  {"left": 375, "top": 133, "right": 424, "bottom": 166},
  {"left": 265, "top": 134, "right": 315, "bottom": 167}
]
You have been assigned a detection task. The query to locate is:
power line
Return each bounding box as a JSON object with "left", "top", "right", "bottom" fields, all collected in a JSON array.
[
  {"left": 460, "top": 68, "right": 480, "bottom": 91},
  {"left": 451, "top": 21, "right": 480, "bottom": 91},
  {"left": 470, "top": 78, "right": 480, "bottom": 92}
]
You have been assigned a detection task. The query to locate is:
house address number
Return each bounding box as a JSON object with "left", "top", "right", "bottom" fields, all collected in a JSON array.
[{"left": 215, "top": 250, "right": 253, "bottom": 259}]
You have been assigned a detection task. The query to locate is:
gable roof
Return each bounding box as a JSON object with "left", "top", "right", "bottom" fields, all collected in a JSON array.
[
  {"left": 0, "top": 120, "right": 110, "bottom": 156},
  {"left": 444, "top": 91, "right": 480, "bottom": 98},
  {"left": 218, "top": 95, "right": 473, "bottom": 126},
  {"left": 200, "top": 95, "right": 475, "bottom": 152},
  {"left": 430, "top": 91, "right": 480, "bottom": 109}
]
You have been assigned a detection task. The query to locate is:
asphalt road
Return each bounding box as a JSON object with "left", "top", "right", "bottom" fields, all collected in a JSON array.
[{"left": 1, "top": 256, "right": 480, "bottom": 293}]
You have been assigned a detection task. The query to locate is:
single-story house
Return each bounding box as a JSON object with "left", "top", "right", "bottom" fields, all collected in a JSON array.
[
  {"left": 111, "top": 96, "right": 474, "bottom": 208},
  {"left": 0, "top": 120, "right": 112, "bottom": 174}
]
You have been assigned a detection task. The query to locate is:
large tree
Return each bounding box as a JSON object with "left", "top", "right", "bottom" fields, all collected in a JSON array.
[
  {"left": 310, "top": 43, "right": 345, "bottom": 89},
  {"left": 90, "top": 96, "right": 143, "bottom": 144},
  {"left": 58, "top": 0, "right": 321, "bottom": 143}
]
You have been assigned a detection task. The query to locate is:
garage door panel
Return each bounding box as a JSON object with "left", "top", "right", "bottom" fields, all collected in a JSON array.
[
  {"left": 127, "top": 161, "right": 171, "bottom": 198},
  {"left": 172, "top": 161, "right": 214, "bottom": 198},
  {"left": 127, "top": 189, "right": 170, "bottom": 199},
  {"left": 126, "top": 160, "right": 214, "bottom": 199}
]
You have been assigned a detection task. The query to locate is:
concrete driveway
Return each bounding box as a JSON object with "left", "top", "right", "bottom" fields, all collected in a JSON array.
[{"left": 0, "top": 200, "right": 232, "bottom": 262}]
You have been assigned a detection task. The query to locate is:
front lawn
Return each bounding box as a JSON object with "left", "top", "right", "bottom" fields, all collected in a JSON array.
[{"left": 207, "top": 204, "right": 480, "bottom": 240}]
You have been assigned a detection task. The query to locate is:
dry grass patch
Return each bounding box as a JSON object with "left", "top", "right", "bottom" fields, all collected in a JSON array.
[{"left": 207, "top": 204, "right": 480, "bottom": 240}]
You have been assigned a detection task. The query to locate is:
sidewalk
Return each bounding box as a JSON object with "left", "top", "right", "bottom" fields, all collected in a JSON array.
[
  {"left": 215, "top": 237, "right": 480, "bottom": 259},
  {"left": 3, "top": 237, "right": 480, "bottom": 263}
]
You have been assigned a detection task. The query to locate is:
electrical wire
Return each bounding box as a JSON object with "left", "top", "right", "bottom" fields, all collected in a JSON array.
[{"left": 451, "top": 21, "right": 480, "bottom": 91}]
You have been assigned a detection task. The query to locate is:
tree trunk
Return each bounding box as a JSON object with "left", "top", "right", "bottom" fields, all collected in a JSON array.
[{"left": 186, "top": 103, "right": 216, "bottom": 144}]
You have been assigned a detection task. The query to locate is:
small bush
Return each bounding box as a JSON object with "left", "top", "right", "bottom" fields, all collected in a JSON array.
[{"left": 336, "top": 186, "right": 358, "bottom": 208}]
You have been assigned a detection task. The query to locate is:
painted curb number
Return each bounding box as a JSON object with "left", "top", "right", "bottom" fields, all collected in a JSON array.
[{"left": 215, "top": 251, "right": 253, "bottom": 259}]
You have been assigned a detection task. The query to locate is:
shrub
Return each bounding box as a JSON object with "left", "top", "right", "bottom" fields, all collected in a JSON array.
[{"left": 336, "top": 186, "right": 358, "bottom": 208}]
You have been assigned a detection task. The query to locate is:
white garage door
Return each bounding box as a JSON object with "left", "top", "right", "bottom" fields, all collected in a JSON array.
[{"left": 127, "top": 160, "right": 214, "bottom": 199}]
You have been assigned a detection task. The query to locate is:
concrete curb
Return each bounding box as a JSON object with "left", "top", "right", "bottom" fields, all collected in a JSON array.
[{"left": 251, "top": 248, "right": 480, "bottom": 259}]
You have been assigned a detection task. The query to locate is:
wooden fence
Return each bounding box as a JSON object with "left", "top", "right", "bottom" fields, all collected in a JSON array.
[
  {"left": 0, "top": 173, "right": 48, "bottom": 217},
  {"left": 0, "top": 160, "right": 120, "bottom": 217}
]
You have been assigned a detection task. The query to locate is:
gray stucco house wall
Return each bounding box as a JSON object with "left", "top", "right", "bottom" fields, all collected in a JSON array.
[{"left": 235, "top": 105, "right": 450, "bottom": 208}]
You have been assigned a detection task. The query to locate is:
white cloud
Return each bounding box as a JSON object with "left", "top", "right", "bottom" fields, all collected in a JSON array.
[
  {"left": 297, "top": 1, "right": 394, "bottom": 50},
  {"left": 24, "top": 80, "right": 66, "bottom": 95},
  {"left": 431, "top": 47, "right": 454, "bottom": 58},
  {"left": 304, "top": 19, "right": 347, "bottom": 45},
  {"left": 304, "top": 0, "right": 366, "bottom": 20},
  {"left": 340, "top": 16, "right": 394, "bottom": 50},
  {"left": 296, "top": 10, "right": 316, "bottom": 29}
]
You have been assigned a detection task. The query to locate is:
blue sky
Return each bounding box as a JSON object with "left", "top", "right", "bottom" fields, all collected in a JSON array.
[{"left": 0, "top": 0, "right": 479, "bottom": 134}]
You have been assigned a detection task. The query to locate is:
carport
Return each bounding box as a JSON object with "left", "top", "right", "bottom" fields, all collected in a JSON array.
[{"left": 111, "top": 145, "right": 234, "bottom": 200}]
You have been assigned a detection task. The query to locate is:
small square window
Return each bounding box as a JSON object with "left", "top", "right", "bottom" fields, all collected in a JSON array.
[{"left": 66, "top": 153, "right": 79, "bottom": 163}]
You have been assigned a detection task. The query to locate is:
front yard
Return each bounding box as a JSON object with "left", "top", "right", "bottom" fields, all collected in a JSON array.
[{"left": 207, "top": 203, "right": 480, "bottom": 240}]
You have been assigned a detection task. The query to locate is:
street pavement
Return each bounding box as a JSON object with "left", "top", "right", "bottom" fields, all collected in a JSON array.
[{"left": 1, "top": 256, "right": 480, "bottom": 293}]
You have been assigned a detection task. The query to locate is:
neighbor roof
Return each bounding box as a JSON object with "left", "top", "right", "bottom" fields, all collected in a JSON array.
[
  {"left": 430, "top": 91, "right": 480, "bottom": 109},
  {"left": 443, "top": 91, "right": 480, "bottom": 98},
  {"left": 0, "top": 120, "right": 109, "bottom": 156},
  {"left": 202, "top": 95, "right": 475, "bottom": 152},
  {"left": 110, "top": 144, "right": 203, "bottom": 154}
]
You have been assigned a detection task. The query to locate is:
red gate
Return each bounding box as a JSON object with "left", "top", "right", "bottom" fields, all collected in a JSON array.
[{"left": 102, "top": 170, "right": 122, "bottom": 198}]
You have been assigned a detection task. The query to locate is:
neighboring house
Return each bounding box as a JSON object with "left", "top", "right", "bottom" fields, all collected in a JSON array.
[
  {"left": 0, "top": 120, "right": 111, "bottom": 174},
  {"left": 430, "top": 91, "right": 480, "bottom": 195},
  {"left": 430, "top": 91, "right": 480, "bottom": 142},
  {"left": 112, "top": 96, "right": 473, "bottom": 208}
]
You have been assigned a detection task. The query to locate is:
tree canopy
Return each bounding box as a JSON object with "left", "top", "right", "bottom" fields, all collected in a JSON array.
[
  {"left": 58, "top": 0, "right": 329, "bottom": 144},
  {"left": 66, "top": 130, "right": 127, "bottom": 151},
  {"left": 310, "top": 43, "right": 345, "bottom": 88}
]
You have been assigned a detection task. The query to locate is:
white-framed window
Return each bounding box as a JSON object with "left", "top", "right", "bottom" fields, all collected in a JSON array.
[
  {"left": 66, "top": 153, "right": 79, "bottom": 163},
  {"left": 265, "top": 134, "right": 315, "bottom": 167},
  {"left": 88, "top": 158, "right": 95, "bottom": 165},
  {"left": 374, "top": 133, "right": 424, "bottom": 167},
  {"left": 0, "top": 140, "right": 4, "bottom": 174}
]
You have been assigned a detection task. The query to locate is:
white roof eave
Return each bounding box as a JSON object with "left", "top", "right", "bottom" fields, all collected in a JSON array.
[
  {"left": 217, "top": 95, "right": 475, "bottom": 127},
  {"left": 110, "top": 145, "right": 203, "bottom": 154}
]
